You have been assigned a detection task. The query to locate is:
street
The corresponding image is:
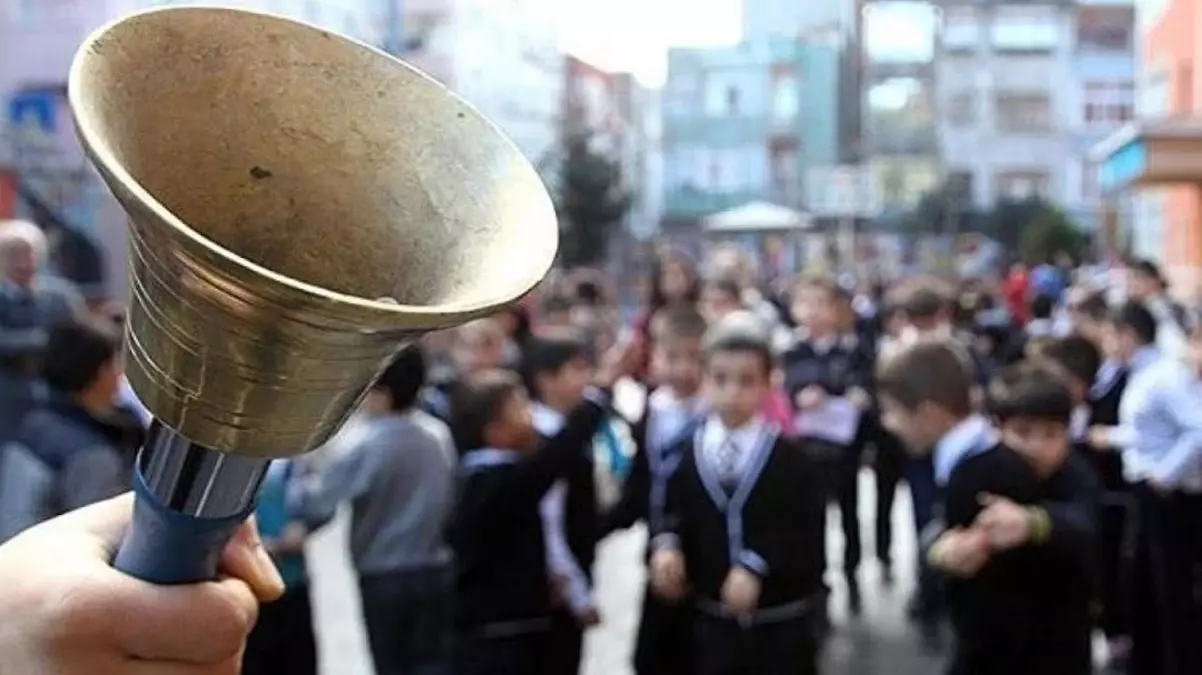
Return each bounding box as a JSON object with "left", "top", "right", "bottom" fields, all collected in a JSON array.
[{"left": 307, "top": 471, "right": 944, "bottom": 675}]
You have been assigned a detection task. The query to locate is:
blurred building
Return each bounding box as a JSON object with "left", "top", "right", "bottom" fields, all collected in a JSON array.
[
  {"left": 660, "top": 38, "right": 842, "bottom": 228},
  {"left": 1092, "top": 0, "right": 1201, "bottom": 297},
  {"left": 933, "top": 0, "right": 1135, "bottom": 225},
  {"left": 0, "top": 0, "right": 392, "bottom": 299},
  {"left": 742, "top": 0, "right": 857, "bottom": 43},
  {"left": 399, "top": 0, "right": 564, "bottom": 169}
]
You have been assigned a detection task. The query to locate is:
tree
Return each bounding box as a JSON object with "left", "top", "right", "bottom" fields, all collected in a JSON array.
[
  {"left": 1019, "top": 205, "right": 1091, "bottom": 264},
  {"left": 553, "top": 131, "right": 632, "bottom": 268}
]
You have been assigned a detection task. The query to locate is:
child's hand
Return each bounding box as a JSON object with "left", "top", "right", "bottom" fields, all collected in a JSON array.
[
  {"left": 650, "top": 548, "right": 688, "bottom": 601},
  {"left": 975, "top": 493, "right": 1033, "bottom": 551},
  {"left": 795, "top": 386, "right": 826, "bottom": 411},
  {"left": 595, "top": 336, "right": 640, "bottom": 389},
  {"left": 847, "top": 386, "right": 872, "bottom": 410},
  {"left": 720, "top": 566, "right": 761, "bottom": 615},
  {"left": 930, "top": 527, "right": 991, "bottom": 578},
  {"left": 575, "top": 606, "right": 602, "bottom": 628},
  {"left": 1087, "top": 426, "right": 1114, "bottom": 450}
]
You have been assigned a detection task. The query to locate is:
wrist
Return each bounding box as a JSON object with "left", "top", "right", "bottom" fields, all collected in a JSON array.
[{"left": 1026, "top": 507, "right": 1051, "bottom": 544}]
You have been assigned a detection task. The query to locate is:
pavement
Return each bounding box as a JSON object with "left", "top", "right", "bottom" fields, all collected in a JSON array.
[{"left": 307, "top": 469, "right": 946, "bottom": 675}]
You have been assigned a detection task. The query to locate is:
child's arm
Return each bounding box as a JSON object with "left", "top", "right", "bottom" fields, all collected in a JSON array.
[
  {"left": 977, "top": 457, "right": 1099, "bottom": 560},
  {"left": 648, "top": 455, "right": 694, "bottom": 600},
  {"left": 598, "top": 415, "right": 650, "bottom": 536}
]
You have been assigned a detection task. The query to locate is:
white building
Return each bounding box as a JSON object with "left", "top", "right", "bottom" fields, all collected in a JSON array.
[{"left": 400, "top": 0, "right": 564, "bottom": 168}]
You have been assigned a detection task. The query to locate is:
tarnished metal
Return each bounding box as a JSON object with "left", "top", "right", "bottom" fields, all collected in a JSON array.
[{"left": 67, "top": 6, "right": 558, "bottom": 458}]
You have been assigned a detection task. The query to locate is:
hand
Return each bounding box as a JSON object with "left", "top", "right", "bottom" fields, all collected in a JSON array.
[
  {"left": 0, "top": 493, "right": 284, "bottom": 675},
  {"left": 574, "top": 605, "right": 602, "bottom": 628},
  {"left": 931, "top": 527, "right": 991, "bottom": 578},
  {"left": 795, "top": 386, "right": 826, "bottom": 411},
  {"left": 1088, "top": 426, "right": 1113, "bottom": 451},
  {"left": 649, "top": 548, "right": 688, "bottom": 601},
  {"left": 847, "top": 387, "right": 872, "bottom": 410},
  {"left": 975, "top": 493, "right": 1033, "bottom": 551},
  {"left": 1148, "top": 478, "right": 1172, "bottom": 497},
  {"left": 595, "top": 336, "right": 640, "bottom": 389},
  {"left": 266, "top": 522, "right": 308, "bottom": 556},
  {"left": 720, "top": 566, "right": 762, "bottom": 615}
]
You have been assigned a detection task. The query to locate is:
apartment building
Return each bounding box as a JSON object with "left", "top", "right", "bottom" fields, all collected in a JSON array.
[{"left": 934, "top": 0, "right": 1134, "bottom": 224}]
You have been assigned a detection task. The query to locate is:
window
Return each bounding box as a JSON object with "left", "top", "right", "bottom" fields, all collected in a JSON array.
[
  {"left": 1077, "top": 8, "right": 1134, "bottom": 52},
  {"left": 946, "top": 91, "right": 975, "bottom": 127},
  {"left": 990, "top": 10, "right": 1059, "bottom": 51},
  {"left": 705, "top": 74, "right": 742, "bottom": 116},
  {"left": 726, "top": 86, "right": 741, "bottom": 114},
  {"left": 994, "top": 171, "right": 1050, "bottom": 200},
  {"left": 771, "top": 70, "right": 799, "bottom": 120},
  {"left": 1139, "top": 70, "right": 1170, "bottom": 117},
  {"left": 1083, "top": 81, "right": 1135, "bottom": 125},
  {"left": 995, "top": 93, "right": 1053, "bottom": 133},
  {"left": 940, "top": 9, "right": 980, "bottom": 51}
]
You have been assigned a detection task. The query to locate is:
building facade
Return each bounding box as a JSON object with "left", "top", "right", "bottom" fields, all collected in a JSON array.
[
  {"left": 742, "top": 0, "right": 857, "bottom": 42},
  {"left": 399, "top": 0, "right": 564, "bottom": 168},
  {"left": 933, "top": 0, "right": 1134, "bottom": 221},
  {"left": 661, "top": 39, "right": 842, "bottom": 222}
]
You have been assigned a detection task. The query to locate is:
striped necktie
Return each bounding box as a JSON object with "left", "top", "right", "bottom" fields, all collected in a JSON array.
[{"left": 717, "top": 434, "right": 742, "bottom": 491}]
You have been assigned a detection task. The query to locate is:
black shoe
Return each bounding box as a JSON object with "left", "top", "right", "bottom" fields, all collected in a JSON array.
[{"left": 846, "top": 578, "right": 863, "bottom": 616}]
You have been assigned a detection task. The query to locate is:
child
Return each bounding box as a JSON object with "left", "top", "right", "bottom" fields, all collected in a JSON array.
[
  {"left": 603, "top": 306, "right": 709, "bottom": 675},
  {"left": 701, "top": 277, "right": 745, "bottom": 324},
  {"left": 780, "top": 275, "right": 873, "bottom": 613},
  {"left": 521, "top": 333, "right": 605, "bottom": 675},
  {"left": 877, "top": 340, "right": 1043, "bottom": 675},
  {"left": 449, "top": 343, "right": 628, "bottom": 675},
  {"left": 650, "top": 319, "right": 826, "bottom": 675},
  {"left": 423, "top": 318, "right": 507, "bottom": 422},
  {"left": 979, "top": 362, "right": 1099, "bottom": 675}
]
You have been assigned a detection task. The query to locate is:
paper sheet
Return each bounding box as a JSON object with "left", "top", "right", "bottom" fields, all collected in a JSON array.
[{"left": 796, "top": 396, "right": 861, "bottom": 445}]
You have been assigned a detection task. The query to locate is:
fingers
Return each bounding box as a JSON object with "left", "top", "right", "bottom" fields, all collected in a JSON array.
[
  {"left": 124, "top": 654, "right": 244, "bottom": 675},
  {"left": 99, "top": 575, "right": 259, "bottom": 664},
  {"left": 220, "top": 518, "right": 285, "bottom": 602}
]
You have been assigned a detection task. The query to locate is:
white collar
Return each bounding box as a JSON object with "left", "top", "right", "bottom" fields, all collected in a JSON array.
[
  {"left": 531, "top": 403, "right": 565, "bottom": 436},
  {"left": 1129, "top": 345, "right": 1161, "bottom": 374},
  {"left": 933, "top": 414, "right": 998, "bottom": 485},
  {"left": 703, "top": 414, "right": 766, "bottom": 444}
]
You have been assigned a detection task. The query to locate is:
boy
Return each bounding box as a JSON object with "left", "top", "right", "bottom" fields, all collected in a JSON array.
[
  {"left": 449, "top": 340, "right": 629, "bottom": 675},
  {"left": 877, "top": 340, "right": 1043, "bottom": 675},
  {"left": 521, "top": 332, "right": 604, "bottom": 675},
  {"left": 650, "top": 319, "right": 826, "bottom": 675},
  {"left": 978, "top": 362, "right": 1099, "bottom": 675},
  {"left": 0, "top": 318, "right": 129, "bottom": 542},
  {"left": 422, "top": 318, "right": 507, "bottom": 423},
  {"left": 294, "top": 346, "right": 457, "bottom": 675},
  {"left": 603, "top": 306, "right": 709, "bottom": 675},
  {"left": 780, "top": 275, "right": 873, "bottom": 613}
]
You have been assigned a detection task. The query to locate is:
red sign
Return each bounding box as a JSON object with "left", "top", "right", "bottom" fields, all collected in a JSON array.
[{"left": 0, "top": 168, "right": 16, "bottom": 219}]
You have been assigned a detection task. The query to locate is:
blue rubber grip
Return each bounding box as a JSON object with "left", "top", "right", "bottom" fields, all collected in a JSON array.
[{"left": 113, "top": 457, "right": 256, "bottom": 585}]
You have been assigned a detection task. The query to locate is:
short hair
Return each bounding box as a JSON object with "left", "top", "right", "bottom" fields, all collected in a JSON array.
[
  {"left": 1042, "top": 335, "right": 1101, "bottom": 387},
  {"left": 520, "top": 333, "right": 591, "bottom": 398},
  {"left": 372, "top": 345, "right": 427, "bottom": 411},
  {"left": 877, "top": 340, "right": 974, "bottom": 416},
  {"left": 1031, "top": 294, "right": 1055, "bottom": 320},
  {"left": 1071, "top": 291, "right": 1110, "bottom": 321},
  {"left": 44, "top": 318, "right": 122, "bottom": 394},
  {"left": 900, "top": 282, "right": 952, "bottom": 321},
  {"left": 1109, "top": 302, "right": 1157, "bottom": 346},
  {"left": 449, "top": 369, "right": 524, "bottom": 452},
  {"left": 702, "top": 313, "right": 774, "bottom": 376},
  {"left": 987, "top": 362, "right": 1075, "bottom": 426},
  {"left": 0, "top": 219, "right": 48, "bottom": 263},
  {"left": 651, "top": 305, "right": 708, "bottom": 343},
  {"left": 1130, "top": 258, "right": 1166, "bottom": 287}
]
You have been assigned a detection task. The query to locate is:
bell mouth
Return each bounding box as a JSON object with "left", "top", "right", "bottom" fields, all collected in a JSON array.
[{"left": 68, "top": 6, "right": 557, "bottom": 318}]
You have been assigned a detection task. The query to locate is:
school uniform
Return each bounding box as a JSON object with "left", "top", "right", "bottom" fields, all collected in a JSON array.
[
  {"left": 449, "top": 396, "right": 608, "bottom": 675},
  {"left": 658, "top": 415, "right": 826, "bottom": 675},
  {"left": 928, "top": 415, "right": 1044, "bottom": 675},
  {"left": 531, "top": 404, "right": 602, "bottom": 675},
  {"left": 602, "top": 388, "right": 705, "bottom": 675},
  {"left": 1076, "top": 359, "right": 1130, "bottom": 642},
  {"left": 780, "top": 330, "right": 873, "bottom": 595},
  {"left": 1026, "top": 452, "right": 1101, "bottom": 675},
  {"left": 1110, "top": 347, "right": 1202, "bottom": 675}
]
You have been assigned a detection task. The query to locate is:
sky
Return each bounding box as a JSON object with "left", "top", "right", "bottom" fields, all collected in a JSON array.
[{"left": 542, "top": 0, "right": 938, "bottom": 86}]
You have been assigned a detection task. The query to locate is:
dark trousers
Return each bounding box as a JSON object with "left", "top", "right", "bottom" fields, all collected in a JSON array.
[
  {"left": 544, "top": 609, "right": 584, "bottom": 675},
  {"left": 634, "top": 586, "right": 694, "bottom": 675},
  {"left": 808, "top": 439, "right": 862, "bottom": 580},
  {"left": 242, "top": 584, "right": 317, "bottom": 675},
  {"left": 1097, "top": 495, "right": 1131, "bottom": 639},
  {"left": 906, "top": 456, "right": 944, "bottom": 622},
  {"left": 454, "top": 632, "right": 549, "bottom": 675},
  {"left": 1127, "top": 485, "right": 1202, "bottom": 675},
  {"left": 694, "top": 613, "right": 819, "bottom": 675},
  {"left": 360, "top": 566, "right": 454, "bottom": 675},
  {"left": 871, "top": 428, "right": 906, "bottom": 568}
]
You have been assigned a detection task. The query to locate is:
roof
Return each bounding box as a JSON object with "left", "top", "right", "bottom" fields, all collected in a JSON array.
[{"left": 701, "top": 201, "right": 813, "bottom": 232}]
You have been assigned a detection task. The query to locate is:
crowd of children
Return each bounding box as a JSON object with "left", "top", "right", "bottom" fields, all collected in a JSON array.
[{"left": 239, "top": 245, "right": 1201, "bottom": 675}]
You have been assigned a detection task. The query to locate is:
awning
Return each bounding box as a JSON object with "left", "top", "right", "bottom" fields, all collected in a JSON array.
[
  {"left": 701, "top": 201, "right": 813, "bottom": 233},
  {"left": 1091, "top": 117, "right": 1202, "bottom": 192}
]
